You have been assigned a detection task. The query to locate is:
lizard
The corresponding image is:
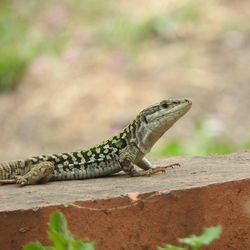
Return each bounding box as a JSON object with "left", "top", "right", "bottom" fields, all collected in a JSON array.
[{"left": 0, "top": 98, "right": 192, "bottom": 186}]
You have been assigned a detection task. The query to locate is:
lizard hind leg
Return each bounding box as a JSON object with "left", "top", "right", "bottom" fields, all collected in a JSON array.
[{"left": 16, "top": 161, "right": 55, "bottom": 186}]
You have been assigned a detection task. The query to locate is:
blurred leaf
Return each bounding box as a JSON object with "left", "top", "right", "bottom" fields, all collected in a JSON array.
[
  {"left": 49, "top": 212, "right": 72, "bottom": 237},
  {"left": 24, "top": 211, "right": 94, "bottom": 250},
  {"left": 23, "top": 242, "right": 54, "bottom": 250},
  {"left": 72, "top": 240, "right": 95, "bottom": 250},
  {"left": 158, "top": 226, "right": 222, "bottom": 250},
  {"left": 158, "top": 244, "right": 187, "bottom": 250},
  {"left": 23, "top": 243, "right": 45, "bottom": 250},
  {"left": 179, "top": 226, "right": 222, "bottom": 249},
  {"left": 48, "top": 212, "right": 73, "bottom": 249}
]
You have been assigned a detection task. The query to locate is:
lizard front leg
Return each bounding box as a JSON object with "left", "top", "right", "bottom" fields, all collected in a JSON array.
[
  {"left": 136, "top": 157, "right": 180, "bottom": 176},
  {"left": 15, "top": 161, "right": 54, "bottom": 186},
  {"left": 121, "top": 157, "right": 179, "bottom": 177},
  {"left": 121, "top": 160, "right": 141, "bottom": 177},
  {"left": 119, "top": 145, "right": 179, "bottom": 177}
]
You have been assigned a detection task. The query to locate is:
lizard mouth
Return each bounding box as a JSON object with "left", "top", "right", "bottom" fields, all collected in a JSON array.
[
  {"left": 152, "top": 99, "right": 192, "bottom": 131},
  {"left": 160, "top": 99, "right": 192, "bottom": 119}
]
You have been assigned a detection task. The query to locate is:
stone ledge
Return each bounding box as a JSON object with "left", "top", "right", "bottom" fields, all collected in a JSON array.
[{"left": 0, "top": 151, "right": 250, "bottom": 249}]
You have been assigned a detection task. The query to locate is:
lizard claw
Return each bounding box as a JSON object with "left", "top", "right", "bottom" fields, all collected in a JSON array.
[
  {"left": 15, "top": 176, "right": 28, "bottom": 186},
  {"left": 160, "top": 168, "right": 167, "bottom": 174},
  {"left": 173, "top": 163, "right": 181, "bottom": 167},
  {"left": 146, "top": 169, "right": 153, "bottom": 176},
  {"left": 148, "top": 163, "right": 181, "bottom": 176},
  {"left": 163, "top": 163, "right": 181, "bottom": 169}
]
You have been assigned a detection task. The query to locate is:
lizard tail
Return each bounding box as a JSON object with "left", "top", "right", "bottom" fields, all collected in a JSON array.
[{"left": 0, "top": 160, "right": 25, "bottom": 180}]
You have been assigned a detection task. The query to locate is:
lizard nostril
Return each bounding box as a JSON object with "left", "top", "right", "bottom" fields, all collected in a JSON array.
[{"left": 185, "top": 98, "right": 192, "bottom": 104}]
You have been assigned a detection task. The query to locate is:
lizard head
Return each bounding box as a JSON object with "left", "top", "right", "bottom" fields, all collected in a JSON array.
[{"left": 135, "top": 98, "right": 192, "bottom": 154}]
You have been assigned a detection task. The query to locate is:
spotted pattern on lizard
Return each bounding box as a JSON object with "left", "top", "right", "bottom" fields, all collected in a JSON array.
[{"left": 0, "top": 98, "right": 192, "bottom": 186}]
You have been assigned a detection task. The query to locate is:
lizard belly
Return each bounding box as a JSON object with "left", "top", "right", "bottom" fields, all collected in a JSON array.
[{"left": 51, "top": 160, "right": 122, "bottom": 181}]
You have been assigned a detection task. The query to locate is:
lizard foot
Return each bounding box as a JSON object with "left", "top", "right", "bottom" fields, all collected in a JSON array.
[
  {"left": 0, "top": 162, "right": 55, "bottom": 186},
  {"left": 15, "top": 176, "right": 28, "bottom": 186},
  {"left": 142, "top": 163, "right": 180, "bottom": 176}
]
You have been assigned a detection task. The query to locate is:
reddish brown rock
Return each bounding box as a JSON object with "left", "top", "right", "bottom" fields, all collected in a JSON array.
[{"left": 1, "top": 152, "right": 250, "bottom": 250}]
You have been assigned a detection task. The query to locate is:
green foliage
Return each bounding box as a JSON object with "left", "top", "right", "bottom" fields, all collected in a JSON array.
[
  {"left": 159, "top": 245, "right": 187, "bottom": 250},
  {"left": 24, "top": 243, "right": 53, "bottom": 250},
  {"left": 159, "top": 226, "right": 222, "bottom": 250},
  {"left": 145, "top": 2, "right": 203, "bottom": 41},
  {"left": 95, "top": 1, "right": 204, "bottom": 52},
  {"left": 0, "top": 1, "right": 68, "bottom": 93},
  {"left": 0, "top": 47, "right": 31, "bottom": 92},
  {"left": 158, "top": 120, "right": 242, "bottom": 156},
  {"left": 23, "top": 211, "right": 94, "bottom": 250},
  {"left": 0, "top": 2, "right": 30, "bottom": 92},
  {"left": 179, "top": 226, "right": 222, "bottom": 249},
  {"left": 24, "top": 213, "right": 221, "bottom": 250},
  {"left": 159, "top": 140, "right": 186, "bottom": 156},
  {"left": 244, "top": 140, "right": 250, "bottom": 150}
]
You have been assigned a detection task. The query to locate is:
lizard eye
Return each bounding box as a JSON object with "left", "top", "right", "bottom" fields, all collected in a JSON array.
[{"left": 160, "top": 101, "right": 169, "bottom": 109}]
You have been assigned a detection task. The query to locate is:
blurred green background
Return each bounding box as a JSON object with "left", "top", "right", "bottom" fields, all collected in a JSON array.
[{"left": 0, "top": 0, "right": 250, "bottom": 160}]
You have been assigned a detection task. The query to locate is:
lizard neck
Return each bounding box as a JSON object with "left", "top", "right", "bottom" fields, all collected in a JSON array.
[
  {"left": 117, "top": 119, "right": 149, "bottom": 157},
  {"left": 119, "top": 115, "right": 176, "bottom": 155}
]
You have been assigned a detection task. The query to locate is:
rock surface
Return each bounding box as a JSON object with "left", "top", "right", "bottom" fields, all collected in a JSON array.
[{"left": 0, "top": 151, "right": 250, "bottom": 249}]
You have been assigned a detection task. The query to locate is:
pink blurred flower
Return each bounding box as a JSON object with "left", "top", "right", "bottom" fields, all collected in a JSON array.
[
  {"left": 29, "top": 57, "right": 50, "bottom": 76},
  {"left": 63, "top": 47, "right": 81, "bottom": 64}
]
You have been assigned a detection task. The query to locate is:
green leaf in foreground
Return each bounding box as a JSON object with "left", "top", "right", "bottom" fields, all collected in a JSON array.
[
  {"left": 24, "top": 242, "right": 54, "bottom": 250},
  {"left": 158, "top": 244, "right": 187, "bottom": 250},
  {"left": 179, "top": 226, "right": 222, "bottom": 250},
  {"left": 23, "top": 211, "right": 94, "bottom": 250},
  {"left": 48, "top": 211, "right": 73, "bottom": 249},
  {"left": 159, "top": 226, "right": 222, "bottom": 250}
]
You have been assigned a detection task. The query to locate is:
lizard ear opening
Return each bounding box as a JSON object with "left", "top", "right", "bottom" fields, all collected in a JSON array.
[
  {"left": 160, "top": 101, "right": 169, "bottom": 109},
  {"left": 142, "top": 115, "right": 148, "bottom": 124}
]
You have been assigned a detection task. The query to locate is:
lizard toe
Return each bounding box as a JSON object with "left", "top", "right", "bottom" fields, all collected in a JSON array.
[{"left": 16, "top": 177, "right": 28, "bottom": 186}]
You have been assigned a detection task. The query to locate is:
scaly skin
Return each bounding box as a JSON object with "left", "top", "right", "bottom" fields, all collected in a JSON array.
[{"left": 0, "top": 98, "right": 192, "bottom": 186}]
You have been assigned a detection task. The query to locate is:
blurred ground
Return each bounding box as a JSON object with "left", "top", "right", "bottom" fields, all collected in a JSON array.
[{"left": 0, "top": 0, "right": 250, "bottom": 160}]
